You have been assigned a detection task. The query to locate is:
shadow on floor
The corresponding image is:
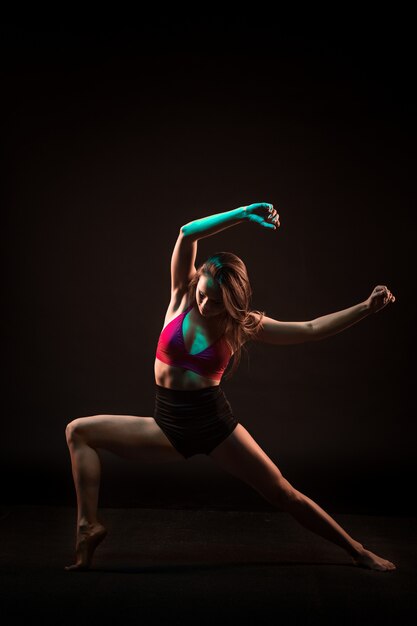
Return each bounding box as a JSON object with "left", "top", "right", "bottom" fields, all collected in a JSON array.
[{"left": 1, "top": 505, "right": 416, "bottom": 625}]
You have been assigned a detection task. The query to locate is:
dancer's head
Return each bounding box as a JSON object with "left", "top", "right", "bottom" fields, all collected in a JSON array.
[{"left": 187, "top": 252, "right": 253, "bottom": 321}]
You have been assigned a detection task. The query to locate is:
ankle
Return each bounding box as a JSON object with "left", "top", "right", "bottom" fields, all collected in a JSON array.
[
  {"left": 348, "top": 540, "right": 365, "bottom": 558},
  {"left": 77, "top": 518, "right": 98, "bottom": 531}
]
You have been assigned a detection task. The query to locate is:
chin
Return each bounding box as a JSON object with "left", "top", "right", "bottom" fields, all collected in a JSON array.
[{"left": 198, "top": 305, "right": 222, "bottom": 318}]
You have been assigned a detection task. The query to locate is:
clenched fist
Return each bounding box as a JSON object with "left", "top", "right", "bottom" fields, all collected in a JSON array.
[
  {"left": 367, "top": 285, "right": 396, "bottom": 313},
  {"left": 243, "top": 203, "right": 280, "bottom": 230}
]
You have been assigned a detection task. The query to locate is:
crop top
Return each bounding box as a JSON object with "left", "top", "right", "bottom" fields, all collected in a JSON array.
[{"left": 155, "top": 303, "right": 232, "bottom": 381}]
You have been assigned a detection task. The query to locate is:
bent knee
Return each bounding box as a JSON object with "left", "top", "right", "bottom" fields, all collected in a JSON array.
[{"left": 65, "top": 417, "right": 92, "bottom": 444}]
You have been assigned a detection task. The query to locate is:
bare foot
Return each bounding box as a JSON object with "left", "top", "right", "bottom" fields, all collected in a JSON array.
[
  {"left": 65, "top": 523, "right": 107, "bottom": 571},
  {"left": 352, "top": 547, "right": 396, "bottom": 572}
]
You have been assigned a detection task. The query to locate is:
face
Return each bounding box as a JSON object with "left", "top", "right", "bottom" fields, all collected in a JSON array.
[{"left": 196, "top": 274, "right": 225, "bottom": 318}]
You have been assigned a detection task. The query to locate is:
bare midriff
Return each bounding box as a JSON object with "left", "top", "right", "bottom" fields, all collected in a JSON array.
[{"left": 154, "top": 357, "right": 221, "bottom": 390}]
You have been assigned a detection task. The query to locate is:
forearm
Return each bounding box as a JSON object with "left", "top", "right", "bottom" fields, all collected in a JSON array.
[
  {"left": 311, "top": 300, "right": 371, "bottom": 341},
  {"left": 181, "top": 207, "right": 247, "bottom": 240}
]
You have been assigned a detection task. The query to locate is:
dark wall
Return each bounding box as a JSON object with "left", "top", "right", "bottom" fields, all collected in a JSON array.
[{"left": 3, "top": 26, "right": 416, "bottom": 513}]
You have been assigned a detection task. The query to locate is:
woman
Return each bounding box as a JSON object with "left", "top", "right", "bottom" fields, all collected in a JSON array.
[{"left": 65, "top": 202, "right": 396, "bottom": 572}]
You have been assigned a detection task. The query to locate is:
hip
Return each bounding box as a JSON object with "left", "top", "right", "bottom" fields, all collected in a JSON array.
[{"left": 154, "top": 383, "right": 234, "bottom": 420}]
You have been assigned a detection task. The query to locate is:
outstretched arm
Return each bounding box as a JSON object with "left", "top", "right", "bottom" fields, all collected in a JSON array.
[
  {"left": 181, "top": 203, "right": 280, "bottom": 240},
  {"left": 253, "top": 286, "right": 396, "bottom": 345},
  {"left": 311, "top": 285, "right": 395, "bottom": 341}
]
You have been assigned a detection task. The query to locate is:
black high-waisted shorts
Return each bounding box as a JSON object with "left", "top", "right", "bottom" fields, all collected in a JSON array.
[{"left": 154, "top": 383, "right": 239, "bottom": 459}]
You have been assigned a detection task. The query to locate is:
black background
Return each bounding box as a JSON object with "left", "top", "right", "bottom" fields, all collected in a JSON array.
[{"left": 2, "top": 23, "right": 416, "bottom": 514}]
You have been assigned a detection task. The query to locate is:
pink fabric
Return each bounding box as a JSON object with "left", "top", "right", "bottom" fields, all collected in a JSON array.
[{"left": 155, "top": 304, "right": 232, "bottom": 381}]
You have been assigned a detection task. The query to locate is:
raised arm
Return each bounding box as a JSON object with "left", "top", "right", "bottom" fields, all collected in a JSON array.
[
  {"left": 181, "top": 202, "right": 280, "bottom": 240},
  {"left": 170, "top": 203, "right": 279, "bottom": 296},
  {"left": 253, "top": 286, "right": 396, "bottom": 345}
]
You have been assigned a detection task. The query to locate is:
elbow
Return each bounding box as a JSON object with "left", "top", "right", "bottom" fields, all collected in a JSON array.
[
  {"left": 308, "top": 320, "right": 328, "bottom": 342},
  {"left": 307, "top": 320, "right": 318, "bottom": 341},
  {"left": 180, "top": 224, "right": 191, "bottom": 237},
  {"left": 180, "top": 224, "right": 198, "bottom": 240}
]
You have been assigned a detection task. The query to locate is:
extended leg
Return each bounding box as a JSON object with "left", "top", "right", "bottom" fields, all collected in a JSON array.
[{"left": 209, "top": 424, "right": 396, "bottom": 571}]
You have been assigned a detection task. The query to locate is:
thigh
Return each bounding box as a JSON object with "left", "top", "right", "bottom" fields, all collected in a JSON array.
[
  {"left": 208, "top": 423, "right": 294, "bottom": 502},
  {"left": 70, "top": 414, "right": 186, "bottom": 463}
]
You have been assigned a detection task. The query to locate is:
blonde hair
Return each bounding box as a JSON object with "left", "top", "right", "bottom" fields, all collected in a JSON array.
[{"left": 187, "top": 251, "right": 265, "bottom": 380}]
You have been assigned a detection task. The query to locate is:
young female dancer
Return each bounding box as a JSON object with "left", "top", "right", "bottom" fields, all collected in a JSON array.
[{"left": 65, "top": 202, "right": 396, "bottom": 572}]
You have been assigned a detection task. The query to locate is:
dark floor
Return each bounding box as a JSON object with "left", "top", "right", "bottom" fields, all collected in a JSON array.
[{"left": 1, "top": 505, "right": 416, "bottom": 625}]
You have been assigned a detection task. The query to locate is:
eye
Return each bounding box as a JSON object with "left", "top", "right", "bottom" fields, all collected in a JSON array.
[{"left": 199, "top": 290, "right": 221, "bottom": 304}]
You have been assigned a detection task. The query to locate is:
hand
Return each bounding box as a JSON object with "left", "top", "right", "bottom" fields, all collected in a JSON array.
[
  {"left": 366, "top": 285, "right": 396, "bottom": 314},
  {"left": 243, "top": 203, "right": 280, "bottom": 230}
]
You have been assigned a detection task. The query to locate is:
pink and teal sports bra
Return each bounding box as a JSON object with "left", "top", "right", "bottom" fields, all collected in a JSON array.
[{"left": 155, "top": 303, "right": 232, "bottom": 381}]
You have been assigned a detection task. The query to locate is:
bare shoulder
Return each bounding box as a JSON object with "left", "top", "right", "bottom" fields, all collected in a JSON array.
[
  {"left": 241, "top": 311, "right": 265, "bottom": 345},
  {"left": 249, "top": 311, "right": 263, "bottom": 323},
  {"left": 223, "top": 311, "right": 262, "bottom": 354}
]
